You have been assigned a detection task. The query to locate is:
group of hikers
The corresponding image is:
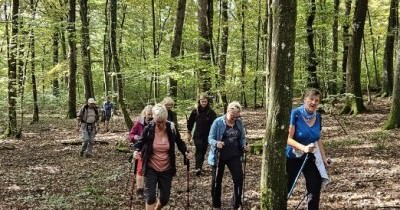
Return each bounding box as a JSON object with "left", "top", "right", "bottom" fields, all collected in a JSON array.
[{"left": 75, "top": 88, "right": 330, "bottom": 210}]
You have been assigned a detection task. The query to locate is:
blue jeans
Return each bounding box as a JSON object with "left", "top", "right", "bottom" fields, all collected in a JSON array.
[{"left": 81, "top": 123, "right": 96, "bottom": 155}]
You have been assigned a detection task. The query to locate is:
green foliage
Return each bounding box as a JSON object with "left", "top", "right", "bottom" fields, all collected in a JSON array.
[
  {"left": 370, "top": 131, "right": 390, "bottom": 151},
  {"left": 0, "top": 0, "right": 394, "bottom": 126},
  {"left": 324, "top": 138, "right": 363, "bottom": 149},
  {"left": 44, "top": 195, "right": 72, "bottom": 210}
]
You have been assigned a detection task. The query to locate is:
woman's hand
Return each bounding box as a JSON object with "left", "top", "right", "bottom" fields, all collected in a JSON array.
[
  {"left": 185, "top": 151, "right": 193, "bottom": 160},
  {"left": 216, "top": 141, "right": 224, "bottom": 149},
  {"left": 324, "top": 158, "right": 332, "bottom": 167},
  {"left": 133, "top": 151, "right": 142, "bottom": 160},
  {"left": 302, "top": 143, "right": 315, "bottom": 153}
]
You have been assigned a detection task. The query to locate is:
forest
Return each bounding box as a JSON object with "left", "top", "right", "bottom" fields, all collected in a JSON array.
[{"left": 0, "top": 0, "right": 399, "bottom": 209}]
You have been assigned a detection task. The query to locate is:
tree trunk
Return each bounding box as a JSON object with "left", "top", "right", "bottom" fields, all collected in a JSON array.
[
  {"left": 341, "top": 0, "right": 352, "bottom": 93},
  {"left": 219, "top": 0, "right": 228, "bottom": 113},
  {"left": 198, "top": 0, "right": 212, "bottom": 93},
  {"left": 264, "top": 0, "right": 273, "bottom": 108},
  {"left": 7, "top": 0, "right": 19, "bottom": 137},
  {"left": 169, "top": 0, "right": 187, "bottom": 98},
  {"left": 30, "top": 0, "right": 39, "bottom": 123},
  {"left": 382, "top": 0, "right": 398, "bottom": 97},
  {"left": 208, "top": 0, "right": 216, "bottom": 66},
  {"left": 80, "top": 0, "right": 94, "bottom": 100},
  {"left": 367, "top": 8, "right": 380, "bottom": 88},
  {"left": 18, "top": 18, "right": 26, "bottom": 99},
  {"left": 67, "top": 0, "right": 77, "bottom": 119},
  {"left": 342, "top": 0, "right": 368, "bottom": 114},
  {"left": 103, "top": 0, "right": 111, "bottom": 96},
  {"left": 362, "top": 35, "right": 372, "bottom": 104},
  {"left": 151, "top": 0, "right": 158, "bottom": 100},
  {"left": 260, "top": 0, "right": 297, "bottom": 208},
  {"left": 329, "top": 0, "right": 339, "bottom": 94},
  {"left": 110, "top": 0, "right": 132, "bottom": 129},
  {"left": 240, "top": 0, "right": 248, "bottom": 108},
  {"left": 384, "top": 28, "right": 400, "bottom": 129},
  {"left": 306, "top": 0, "right": 318, "bottom": 88},
  {"left": 52, "top": 30, "right": 60, "bottom": 97},
  {"left": 254, "top": 0, "right": 262, "bottom": 108}
]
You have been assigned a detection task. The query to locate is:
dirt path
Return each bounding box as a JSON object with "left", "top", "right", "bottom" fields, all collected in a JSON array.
[{"left": 0, "top": 98, "right": 399, "bottom": 209}]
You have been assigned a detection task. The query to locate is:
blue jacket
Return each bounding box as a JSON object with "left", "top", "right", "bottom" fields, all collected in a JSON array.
[{"left": 208, "top": 115, "right": 246, "bottom": 166}]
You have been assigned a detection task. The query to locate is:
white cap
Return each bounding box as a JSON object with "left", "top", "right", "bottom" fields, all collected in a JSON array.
[{"left": 88, "top": 98, "right": 96, "bottom": 104}]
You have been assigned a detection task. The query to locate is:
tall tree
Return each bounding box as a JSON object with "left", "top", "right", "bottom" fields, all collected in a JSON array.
[
  {"left": 382, "top": 0, "right": 398, "bottom": 97},
  {"left": 29, "top": 0, "right": 39, "bottom": 123},
  {"left": 254, "top": 0, "right": 262, "bottom": 108},
  {"left": 52, "top": 29, "right": 60, "bottom": 97},
  {"left": 260, "top": 0, "right": 297, "bottom": 208},
  {"left": 343, "top": 0, "right": 368, "bottom": 114},
  {"left": 198, "top": 0, "right": 212, "bottom": 93},
  {"left": 6, "top": 0, "right": 20, "bottom": 137},
  {"left": 384, "top": 27, "right": 400, "bottom": 129},
  {"left": 329, "top": 0, "right": 339, "bottom": 94},
  {"left": 103, "top": 0, "right": 111, "bottom": 96},
  {"left": 218, "top": 0, "right": 228, "bottom": 112},
  {"left": 341, "top": 0, "right": 352, "bottom": 93},
  {"left": 240, "top": 0, "right": 248, "bottom": 108},
  {"left": 366, "top": 8, "right": 380, "bottom": 88},
  {"left": 110, "top": 0, "right": 132, "bottom": 129},
  {"left": 169, "top": 0, "right": 187, "bottom": 98},
  {"left": 80, "top": 0, "right": 94, "bottom": 100},
  {"left": 67, "top": 0, "right": 77, "bottom": 119},
  {"left": 264, "top": 0, "right": 273, "bottom": 107},
  {"left": 306, "top": 0, "right": 319, "bottom": 88}
]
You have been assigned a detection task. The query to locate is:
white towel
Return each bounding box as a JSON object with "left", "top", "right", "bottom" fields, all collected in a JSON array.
[
  {"left": 314, "top": 143, "right": 330, "bottom": 190},
  {"left": 292, "top": 142, "right": 330, "bottom": 190}
]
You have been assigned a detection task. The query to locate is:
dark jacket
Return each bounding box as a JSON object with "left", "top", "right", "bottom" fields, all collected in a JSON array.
[
  {"left": 167, "top": 110, "right": 178, "bottom": 129},
  {"left": 187, "top": 106, "right": 217, "bottom": 140},
  {"left": 134, "top": 121, "right": 187, "bottom": 176}
]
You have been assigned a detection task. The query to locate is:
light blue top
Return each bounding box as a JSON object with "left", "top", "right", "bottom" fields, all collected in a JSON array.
[
  {"left": 286, "top": 106, "right": 321, "bottom": 158},
  {"left": 208, "top": 115, "right": 246, "bottom": 166}
]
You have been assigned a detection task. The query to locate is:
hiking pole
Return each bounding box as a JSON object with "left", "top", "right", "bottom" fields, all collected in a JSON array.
[
  {"left": 294, "top": 191, "right": 309, "bottom": 210},
  {"left": 128, "top": 159, "right": 138, "bottom": 210},
  {"left": 287, "top": 153, "right": 309, "bottom": 199},
  {"left": 214, "top": 148, "right": 221, "bottom": 191},
  {"left": 242, "top": 149, "right": 246, "bottom": 209},
  {"left": 184, "top": 156, "right": 190, "bottom": 209},
  {"left": 125, "top": 159, "right": 133, "bottom": 190}
]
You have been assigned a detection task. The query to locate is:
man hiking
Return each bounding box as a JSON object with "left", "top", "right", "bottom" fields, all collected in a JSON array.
[
  {"left": 101, "top": 96, "right": 114, "bottom": 132},
  {"left": 77, "top": 98, "right": 100, "bottom": 158}
]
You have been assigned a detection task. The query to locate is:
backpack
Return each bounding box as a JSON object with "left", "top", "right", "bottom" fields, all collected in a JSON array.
[{"left": 79, "top": 105, "right": 100, "bottom": 123}]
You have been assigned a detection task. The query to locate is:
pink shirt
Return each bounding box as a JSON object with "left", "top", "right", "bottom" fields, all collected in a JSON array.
[{"left": 148, "top": 134, "right": 170, "bottom": 172}]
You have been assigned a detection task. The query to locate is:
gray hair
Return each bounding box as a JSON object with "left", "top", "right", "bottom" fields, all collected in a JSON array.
[
  {"left": 161, "top": 97, "right": 175, "bottom": 105},
  {"left": 152, "top": 104, "right": 168, "bottom": 122},
  {"left": 141, "top": 105, "right": 153, "bottom": 117},
  {"left": 227, "top": 101, "right": 242, "bottom": 112}
]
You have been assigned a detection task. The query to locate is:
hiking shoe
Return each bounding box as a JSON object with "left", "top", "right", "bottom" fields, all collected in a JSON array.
[
  {"left": 84, "top": 153, "right": 93, "bottom": 158},
  {"left": 195, "top": 168, "right": 202, "bottom": 176},
  {"left": 136, "top": 188, "right": 145, "bottom": 199}
]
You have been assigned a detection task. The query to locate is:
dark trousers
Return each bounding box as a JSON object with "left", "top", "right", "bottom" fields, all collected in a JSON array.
[
  {"left": 194, "top": 137, "right": 208, "bottom": 170},
  {"left": 211, "top": 155, "right": 243, "bottom": 208},
  {"left": 287, "top": 154, "right": 322, "bottom": 210},
  {"left": 144, "top": 168, "right": 173, "bottom": 206}
]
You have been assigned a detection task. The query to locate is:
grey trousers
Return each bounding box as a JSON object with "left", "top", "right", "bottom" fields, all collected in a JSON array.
[{"left": 81, "top": 124, "right": 96, "bottom": 155}]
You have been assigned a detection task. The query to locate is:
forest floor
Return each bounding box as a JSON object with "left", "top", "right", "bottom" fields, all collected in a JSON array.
[{"left": 0, "top": 96, "right": 399, "bottom": 210}]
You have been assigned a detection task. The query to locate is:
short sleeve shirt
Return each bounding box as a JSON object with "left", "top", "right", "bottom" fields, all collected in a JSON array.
[{"left": 286, "top": 107, "right": 321, "bottom": 158}]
